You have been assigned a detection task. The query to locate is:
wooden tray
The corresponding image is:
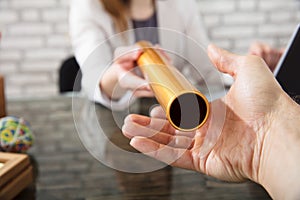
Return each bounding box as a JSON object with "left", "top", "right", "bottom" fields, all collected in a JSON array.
[{"left": 0, "top": 152, "right": 33, "bottom": 200}]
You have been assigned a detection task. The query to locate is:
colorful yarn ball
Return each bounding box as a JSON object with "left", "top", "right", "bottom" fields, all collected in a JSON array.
[{"left": 0, "top": 116, "right": 34, "bottom": 153}]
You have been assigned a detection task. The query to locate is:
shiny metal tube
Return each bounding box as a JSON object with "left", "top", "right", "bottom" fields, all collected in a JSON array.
[{"left": 136, "top": 41, "right": 209, "bottom": 131}]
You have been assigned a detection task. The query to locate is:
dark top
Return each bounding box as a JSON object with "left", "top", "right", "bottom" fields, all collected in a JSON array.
[{"left": 132, "top": 11, "right": 159, "bottom": 44}]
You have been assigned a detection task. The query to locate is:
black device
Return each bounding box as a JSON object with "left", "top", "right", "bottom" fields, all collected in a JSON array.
[{"left": 274, "top": 24, "right": 300, "bottom": 98}]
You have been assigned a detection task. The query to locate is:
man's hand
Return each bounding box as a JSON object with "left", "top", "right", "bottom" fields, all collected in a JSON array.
[{"left": 122, "top": 45, "right": 300, "bottom": 199}]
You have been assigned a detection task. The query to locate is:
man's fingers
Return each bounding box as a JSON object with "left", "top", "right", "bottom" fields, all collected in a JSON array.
[
  {"left": 149, "top": 106, "right": 165, "bottom": 119},
  {"left": 133, "top": 90, "right": 154, "bottom": 98},
  {"left": 123, "top": 114, "right": 195, "bottom": 149},
  {"left": 123, "top": 114, "right": 177, "bottom": 136},
  {"left": 124, "top": 114, "right": 151, "bottom": 126},
  {"left": 130, "top": 136, "right": 195, "bottom": 170}
]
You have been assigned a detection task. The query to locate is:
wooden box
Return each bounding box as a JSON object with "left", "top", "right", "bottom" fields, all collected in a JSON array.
[{"left": 0, "top": 152, "right": 33, "bottom": 200}]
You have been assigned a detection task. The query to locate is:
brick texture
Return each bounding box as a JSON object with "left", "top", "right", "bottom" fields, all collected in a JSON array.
[{"left": 0, "top": 0, "right": 299, "bottom": 99}]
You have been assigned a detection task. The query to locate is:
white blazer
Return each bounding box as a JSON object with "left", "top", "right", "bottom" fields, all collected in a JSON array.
[{"left": 69, "top": 0, "right": 222, "bottom": 110}]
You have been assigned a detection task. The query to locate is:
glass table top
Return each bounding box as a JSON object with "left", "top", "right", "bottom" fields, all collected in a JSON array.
[{"left": 5, "top": 96, "right": 271, "bottom": 200}]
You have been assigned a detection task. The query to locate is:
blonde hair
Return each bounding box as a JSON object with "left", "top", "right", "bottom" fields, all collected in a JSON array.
[{"left": 100, "top": 0, "right": 130, "bottom": 33}]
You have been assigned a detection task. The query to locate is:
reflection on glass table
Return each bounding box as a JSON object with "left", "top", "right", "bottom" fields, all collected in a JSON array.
[{"left": 6, "top": 96, "right": 271, "bottom": 200}]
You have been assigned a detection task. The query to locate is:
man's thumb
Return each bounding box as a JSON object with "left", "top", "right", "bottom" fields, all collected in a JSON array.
[{"left": 207, "top": 44, "right": 239, "bottom": 77}]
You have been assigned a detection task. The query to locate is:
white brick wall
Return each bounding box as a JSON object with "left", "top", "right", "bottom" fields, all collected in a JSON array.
[
  {"left": 199, "top": 0, "right": 300, "bottom": 51},
  {"left": 0, "top": 0, "right": 299, "bottom": 99},
  {"left": 0, "top": 0, "right": 71, "bottom": 99}
]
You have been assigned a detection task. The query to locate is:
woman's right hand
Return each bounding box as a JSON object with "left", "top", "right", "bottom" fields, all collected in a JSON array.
[
  {"left": 248, "top": 42, "right": 284, "bottom": 72},
  {"left": 100, "top": 46, "right": 154, "bottom": 100}
]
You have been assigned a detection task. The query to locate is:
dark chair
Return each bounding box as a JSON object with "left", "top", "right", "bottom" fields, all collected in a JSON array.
[{"left": 59, "top": 56, "right": 82, "bottom": 93}]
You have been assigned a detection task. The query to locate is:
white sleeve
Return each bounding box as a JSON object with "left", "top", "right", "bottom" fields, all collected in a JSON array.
[
  {"left": 94, "top": 86, "right": 136, "bottom": 111},
  {"left": 69, "top": 0, "right": 106, "bottom": 66},
  {"left": 69, "top": 0, "right": 134, "bottom": 110}
]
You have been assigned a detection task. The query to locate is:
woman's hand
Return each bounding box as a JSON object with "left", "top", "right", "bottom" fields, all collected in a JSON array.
[
  {"left": 100, "top": 45, "right": 154, "bottom": 100},
  {"left": 248, "top": 42, "right": 284, "bottom": 72}
]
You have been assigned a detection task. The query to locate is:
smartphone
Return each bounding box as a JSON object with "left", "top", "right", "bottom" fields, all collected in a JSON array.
[{"left": 274, "top": 24, "right": 300, "bottom": 96}]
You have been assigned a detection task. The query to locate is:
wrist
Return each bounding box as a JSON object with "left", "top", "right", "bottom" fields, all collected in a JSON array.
[
  {"left": 100, "top": 65, "right": 120, "bottom": 99},
  {"left": 258, "top": 93, "right": 300, "bottom": 199}
]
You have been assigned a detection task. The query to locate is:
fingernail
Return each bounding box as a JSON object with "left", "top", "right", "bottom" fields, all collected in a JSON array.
[
  {"left": 130, "top": 136, "right": 140, "bottom": 147},
  {"left": 129, "top": 137, "right": 135, "bottom": 146}
]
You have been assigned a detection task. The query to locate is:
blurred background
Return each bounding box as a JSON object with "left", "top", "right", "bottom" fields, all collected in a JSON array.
[{"left": 0, "top": 0, "right": 300, "bottom": 99}]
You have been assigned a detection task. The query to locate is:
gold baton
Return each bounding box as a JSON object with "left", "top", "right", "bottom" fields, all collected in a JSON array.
[{"left": 136, "top": 41, "right": 210, "bottom": 131}]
